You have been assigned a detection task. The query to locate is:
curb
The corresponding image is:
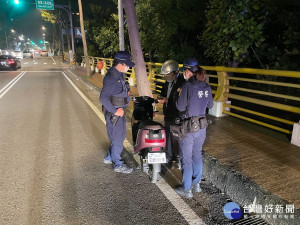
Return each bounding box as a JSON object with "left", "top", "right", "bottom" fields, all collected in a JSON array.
[{"left": 203, "top": 151, "right": 300, "bottom": 225}]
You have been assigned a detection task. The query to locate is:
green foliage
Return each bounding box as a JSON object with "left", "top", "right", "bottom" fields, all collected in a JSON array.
[
  {"left": 85, "top": 3, "right": 119, "bottom": 57},
  {"left": 81, "top": 0, "right": 299, "bottom": 70},
  {"left": 41, "top": 11, "right": 57, "bottom": 24},
  {"left": 136, "top": 0, "right": 208, "bottom": 62},
  {"left": 253, "top": 0, "right": 300, "bottom": 70},
  {"left": 200, "top": 0, "right": 266, "bottom": 66}
]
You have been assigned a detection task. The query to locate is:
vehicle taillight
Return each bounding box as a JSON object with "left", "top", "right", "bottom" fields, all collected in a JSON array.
[
  {"left": 152, "top": 147, "right": 160, "bottom": 151},
  {"left": 145, "top": 138, "right": 165, "bottom": 143},
  {"left": 7, "top": 60, "right": 15, "bottom": 64}
]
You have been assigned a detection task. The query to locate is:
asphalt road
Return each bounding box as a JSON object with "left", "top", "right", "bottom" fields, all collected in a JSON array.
[{"left": 0, "top": 56, "right": 234, "bottom": 225}]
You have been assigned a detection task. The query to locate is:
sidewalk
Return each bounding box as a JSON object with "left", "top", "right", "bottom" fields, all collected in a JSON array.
[{"left": 69, "top": 66, "right": 300, "bottom": 225}]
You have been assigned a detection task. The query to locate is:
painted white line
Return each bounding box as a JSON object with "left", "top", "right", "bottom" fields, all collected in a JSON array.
[
  {"left": 0, "top": 71, "right": 26, "bottom": 100},
  {"left": 34, "top": 62, "right": 38, "bottom": 64},
  {"left": 53, "top": 63, "right": 56, "bottom": 64},
  {"left": 44, "top": 63, "right": 47, "bottom": 65},
  {"left": 61, "top": 72, "right": 106, "bottom": 123},
  {"left": 62, "top": 70, "right": 205, "bottom": 225},
  {"left": 50, "top": 56, "right": 56, "bottom": 63},
  {"left": 26, "top": 71, "right": 62, "bottom": 73},
  {"left": 0, "top": 71, "right": 25, "bottom": 95},
  {"left": 23, "top": 62, "right": 29, "bottom": 65},
  {"left": 156, "top": 179, "right": 205, "bottom": 225},
  {"left": 0, "top": 71, "right": 22, "bottom": 73}
]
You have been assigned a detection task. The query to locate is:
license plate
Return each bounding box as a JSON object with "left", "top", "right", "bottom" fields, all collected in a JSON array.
[
  {"left": 147, "top": 152, "right": 166, "bottom": 164},
  {"left": 1, "top": 62, "right": 6, "bottom": 65}
]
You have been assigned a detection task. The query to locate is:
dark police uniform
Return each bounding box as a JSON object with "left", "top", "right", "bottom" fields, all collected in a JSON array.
[
  {"left": 100, "top": 66, "right": 130, "bottom": 168},
  {"left": 176, "top": 76, "right": 213, "bottom": 191}
]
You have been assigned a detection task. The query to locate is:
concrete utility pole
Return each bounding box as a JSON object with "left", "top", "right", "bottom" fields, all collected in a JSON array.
[
  {"left": 118, "top": 0, "right": 125, "bottom": 51},
  {"left": 55, "top": 2, "right": 76, "bottom": 66},
  {"left": 77, "top": 0, "right": 91, "bottom": 76},
  {"left": 123, "top": 0, "right": 152, "bottom": 97}
]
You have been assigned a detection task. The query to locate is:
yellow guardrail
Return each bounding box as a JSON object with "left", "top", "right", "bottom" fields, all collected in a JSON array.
[
  {"left": 203, "top": 66, "right": 300, "bottom": 134},
  {"left": 81, "top": 57, "right": 300, "bottom": 135}
]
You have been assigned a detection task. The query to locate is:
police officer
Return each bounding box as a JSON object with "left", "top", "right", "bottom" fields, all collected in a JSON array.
[
  {"left": 100, "top": 51, "right": 135, "bottom": 174},
  {"left": 174, "top": 60, "right": 213, "bottom": 198},
  {"left": 157, "top": 60, "right": 185, "bottom": 167}
]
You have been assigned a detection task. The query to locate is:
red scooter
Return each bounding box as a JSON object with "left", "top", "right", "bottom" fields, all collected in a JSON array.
[{"left": 131, "top": 96, "right": 166, "bottom": 183}]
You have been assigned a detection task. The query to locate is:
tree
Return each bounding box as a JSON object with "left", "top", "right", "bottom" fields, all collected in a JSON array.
[
  {"left": 253, "top": 0, "right": 300, "bottom": 70},
  {"left": 135, "top": 0, "right": 208, "bottom": 62},
  {"left": 78, "top": 0, "right": 91, "bottom": 77},
  {"left": 200, "top": 0, "right": 266, "bottom": 66},
  {"left": 85, "top": 4, "right": 118, "bottom": 57},
  {"left": 123, "top": 0, "right": 152, "bottom": 97},
  {"left": 41, "top": 11, "right": 61, "bottom": 54}
]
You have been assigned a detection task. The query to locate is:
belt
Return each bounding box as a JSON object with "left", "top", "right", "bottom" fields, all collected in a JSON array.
[{"left": 110, "top": 96, "right": 128, "bottom": 106}]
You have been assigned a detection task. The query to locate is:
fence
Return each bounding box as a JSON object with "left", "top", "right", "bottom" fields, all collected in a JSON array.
[{"left": 81, "top": 57, "right": 300, "bottom": 135}]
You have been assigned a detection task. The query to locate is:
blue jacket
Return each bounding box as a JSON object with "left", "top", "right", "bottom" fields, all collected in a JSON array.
[
  {"left": 176, "top": 77, "right": 213, "bottom": 117},
  {"left": 100, "top": 67, "right": 130, "bottom": 114}
]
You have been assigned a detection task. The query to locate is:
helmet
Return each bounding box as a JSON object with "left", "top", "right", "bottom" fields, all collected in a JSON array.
[
  {"left": 181, "top": 58, "right": 199, "bottom": 73},
  {"left": 160, "top": 60, "right": 179, "bottom": 75}
]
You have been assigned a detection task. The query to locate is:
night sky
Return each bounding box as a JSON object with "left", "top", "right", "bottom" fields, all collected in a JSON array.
[{"left": 1, "top": 0, "right": 50, "bottom": 44}]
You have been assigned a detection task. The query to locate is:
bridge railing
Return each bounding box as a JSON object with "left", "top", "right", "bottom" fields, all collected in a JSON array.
[
  {"left": 81, "top": 57, "right": 300, "bottom": 137},
  {"left": 202, "top": 66, "right": 300, "bottom": 135}
]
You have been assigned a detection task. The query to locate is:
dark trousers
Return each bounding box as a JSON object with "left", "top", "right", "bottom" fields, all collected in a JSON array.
[
  {"left": 164, "top": 120, "right": 179, "bottom": 162},
  {"left": 104, "top": 112, "right": 126, "bottom": 168}
]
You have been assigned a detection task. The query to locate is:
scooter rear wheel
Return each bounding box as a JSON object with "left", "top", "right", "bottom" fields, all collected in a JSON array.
[{"left": 149, "top": 163, "right": 161, "bottom": 183}]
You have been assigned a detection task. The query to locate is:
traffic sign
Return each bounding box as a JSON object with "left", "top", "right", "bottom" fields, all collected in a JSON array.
[{"left": 36, "top": 0, "right": 54, "bottom": 10}]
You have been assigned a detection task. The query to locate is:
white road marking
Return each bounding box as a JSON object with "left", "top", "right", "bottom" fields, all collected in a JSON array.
[
  {"left": 25, "top": 71, "right": 62, "bottom": 73},
  {"left": 0, "top": 71, "right": 25, "bottom": 95},
  {"left": 34, "top": 62, "right": 38, "bottom": 64},
  {"left": 23, "top": 62, "right": 29, "bottom": 65},
  {"left": 53, "top": 63, "right": 56, "bottom": 64},
  {"left": 50, "top": 56, "right": 56, "bottom": 63},
  {"left": 63, "top": 70, "right": 206, "bottom": 225},
  {"left": 0, "top": 71, "right": 26, "bottom": 100},
  {"left": 44, "top": 63, "right": 47, "bottom": 65}
]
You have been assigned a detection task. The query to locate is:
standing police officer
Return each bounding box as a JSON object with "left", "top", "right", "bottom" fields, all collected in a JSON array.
[
  {"left": 157, "top": 60, "right": 185, "bottom": 167},
  {"left": 174, "top": 61, "right": 213, "bottom": 198},
  {"left": 100, "top": 51, "right": 135, "bottom": 174}
]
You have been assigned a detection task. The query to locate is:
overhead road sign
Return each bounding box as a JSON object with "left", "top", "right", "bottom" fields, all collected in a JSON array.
[{"left": 36, "top": 0, "right": 54, "bottom": 10}]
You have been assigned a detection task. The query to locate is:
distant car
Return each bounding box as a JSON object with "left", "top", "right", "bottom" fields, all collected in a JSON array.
[
  {"left": 0, "top": 49, "right": 11, "bottom": 55},
  {"left": 0, "top": 55, "right": 21, "bottom": 70},
  {"left": 23, "top": 49, "right": 33, "bottom": 58},
  {"left": 41, "top": 50, "right": 48, "bottom": 57},
  {"left": 12, "top": 50, "right": 23, "bottom": 59}
]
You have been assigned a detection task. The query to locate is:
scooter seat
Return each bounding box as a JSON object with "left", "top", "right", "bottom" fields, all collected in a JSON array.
[{"left": 138, "top": 120, "right": 163, "bottom": 130}]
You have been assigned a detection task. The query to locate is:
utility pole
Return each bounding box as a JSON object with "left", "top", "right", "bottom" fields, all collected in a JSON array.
[
  {"left": 123, "top": 0, "right": 152, "bottom": 97},
  {"left": 69, "top": 2, "right": 75, "bottom": 56},
  {"left": 55, "top": 2, "right": 75, "bottom": 66},
  {"left": 77, "top": 0, "right": 91, "bottom": 76},
  {"left": 59, "top": 21, "right": 65, "bottom": 63},
  {"left": 4, "top": 32, "right": 8, "bottom": 49},
  {"left": 118, "top": 0, "right": 125, "bottom": 51}
]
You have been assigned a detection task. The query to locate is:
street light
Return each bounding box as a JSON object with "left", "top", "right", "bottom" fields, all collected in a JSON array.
[
  {"left": 14, "top": 0, "right": 20, "bottom": 5},
  {"left": 42, "top": 26, "right": 46, "bottom": 30},
  {"left": 11, "top": 29, "right": 15, "bottom": 33}
]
